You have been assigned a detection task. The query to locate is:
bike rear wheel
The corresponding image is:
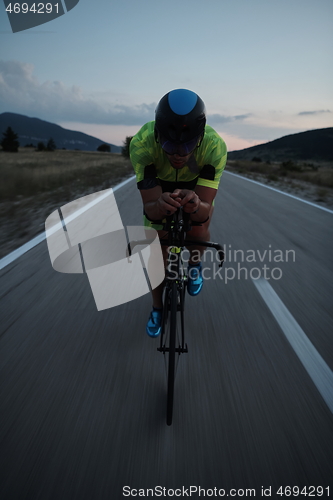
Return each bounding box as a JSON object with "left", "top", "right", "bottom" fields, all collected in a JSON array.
[{"left": 166, "top": 280, "right": 177, "bottom": 426}]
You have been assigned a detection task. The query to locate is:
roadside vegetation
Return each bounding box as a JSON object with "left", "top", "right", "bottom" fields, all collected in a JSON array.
[
  {"left": 227, "top": 159, "right": 333, "bottom": 203},
  {"left": 1, "top": 126, "right": 20, "bottom": 152},
  {"left": 121, "top": 136, "right": 133, "bottom": 157},
  {"left": 0, "top": 147, "right": 133, "bottom": 201},
  {"left": 1, "top": 145, "right": 333, "bottom": 258},
  {"left": 0, "top": 147, "right": 134, "bottom": 258},
  {"left": 227, "top": 158, "right": 333, "bottom": 187}
]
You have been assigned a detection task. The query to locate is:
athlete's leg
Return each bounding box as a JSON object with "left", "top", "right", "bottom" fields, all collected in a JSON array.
[
  {"left": 150, "top": 204, "right": 215, "bottom": 304},
  {"left": 151, "top": 230, "right": 168, "bottom": 308},
  {"left": 145, "top": 224, "right": 167, "bottom": 336}
]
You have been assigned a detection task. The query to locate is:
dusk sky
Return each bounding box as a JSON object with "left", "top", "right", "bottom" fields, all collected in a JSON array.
[{"left": 0, "top": 0, "right": 332, "bottom": 151}]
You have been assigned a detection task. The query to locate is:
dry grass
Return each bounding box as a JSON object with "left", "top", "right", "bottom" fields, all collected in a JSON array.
[
  {"left": 1, "top": 149, "right": 332, "bottom": 258},
  {"left": 0, "top": 148, "right": 133, "bottom": 200},
  {"left": 226, "top": 159, "right": 333, "bottom": 210},
  {"left": 227, "top": 159, "right": 333, "bottom": 188},
  {"left": 0, "top": 148, "right": 135, "bottom": 258}
]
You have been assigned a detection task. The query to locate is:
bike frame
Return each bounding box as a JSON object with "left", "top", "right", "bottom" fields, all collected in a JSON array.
[{"left": 127, "top": 207, "right": 224, "bottom": 425}]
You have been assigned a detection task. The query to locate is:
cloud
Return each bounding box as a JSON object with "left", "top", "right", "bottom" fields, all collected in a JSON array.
[
  {"left": 207, "top": 113, "right": 252, "bottom": 126},
  {"left": 0, "top": 60, "right": 156, "bottom": 125},
  {"left": 4, "top": 60, "right": 330, "bottom": 149},
  {"left": 0, "top": 61, "right": 257, "bottom": 128},
  {"left": 298, "top": 109, "right": 331, "bottom": 116}
]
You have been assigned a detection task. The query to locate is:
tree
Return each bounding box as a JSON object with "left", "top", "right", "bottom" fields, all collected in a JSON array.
[
  {"left": 1, "top": 126, "right": 19, "bottom": 152},
  {"left": 46, "top": 138, "right": 56, "bottom": 151},
  {"left": 36, "top": 142, "right": 46, "bottom": 151},
  {"left": 97, "top": 143, "right": 111, "bottom": 152},
  {"left": 122, "top": 136, "right": 133, "bottom": 157}
]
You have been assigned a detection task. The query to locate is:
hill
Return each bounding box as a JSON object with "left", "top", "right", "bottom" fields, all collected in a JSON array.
[
  {"left": 0, "top": 112, "right": 121, "bottom": 153},
  {"left": 228, "top": 128, "right": 333, "bottom": 163}
]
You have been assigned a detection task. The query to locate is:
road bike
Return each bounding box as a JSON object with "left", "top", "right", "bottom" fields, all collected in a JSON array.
[{"left": 128, "top": 207, "right": 224, "bottom": 425}]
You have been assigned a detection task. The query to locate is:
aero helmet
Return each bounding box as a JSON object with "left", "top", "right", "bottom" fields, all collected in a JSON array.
[{"left": 155, "top": 89, "right": 206, "bottom": 156}]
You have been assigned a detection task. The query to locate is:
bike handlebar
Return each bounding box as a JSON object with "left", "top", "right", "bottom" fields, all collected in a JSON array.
[
  {"left": 127, "top": 238, "right": 224, "bottom": 267},
  {"left": 127, "top": 206, "right": 224, "bottom": 267}
]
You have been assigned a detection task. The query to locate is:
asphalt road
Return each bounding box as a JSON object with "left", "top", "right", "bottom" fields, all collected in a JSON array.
[{"left": 1, "top": 173, "right": 332, "bottom": 500}]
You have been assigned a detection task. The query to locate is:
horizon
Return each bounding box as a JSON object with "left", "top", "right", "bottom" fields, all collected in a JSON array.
[{"left": 1, "top": 110, "right": 331, "bottom": 153}]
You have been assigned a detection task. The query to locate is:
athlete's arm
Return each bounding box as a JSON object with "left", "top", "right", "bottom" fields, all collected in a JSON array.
[
  {"left": 193, "top": 185, "right": 216, "bottom": 221},
  {"left": 140, "top": 186, "right": 181, "bottom": 220},
  {"left": 172, "top": 185, "right": 216, "bottom": 222}
]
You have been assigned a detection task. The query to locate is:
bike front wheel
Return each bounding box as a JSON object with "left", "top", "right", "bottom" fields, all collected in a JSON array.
[{"left": 166, "top": 280, "right": 178, "bottom": 426}]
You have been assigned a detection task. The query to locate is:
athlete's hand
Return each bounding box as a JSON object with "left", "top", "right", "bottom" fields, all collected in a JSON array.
[
  {"left": 172, "top": 189, "right": 200, "bottom": 213},
  {"left": 156, "top": 192, "right": 181, "bottom": 216}
]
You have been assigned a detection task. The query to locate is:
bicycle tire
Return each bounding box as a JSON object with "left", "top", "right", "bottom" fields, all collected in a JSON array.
[{"left": 166, "top": 280, "right": 178, "bottom": 426}]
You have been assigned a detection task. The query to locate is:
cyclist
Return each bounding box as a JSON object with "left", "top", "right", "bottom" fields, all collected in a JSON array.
[{"left": 130, "top": 89, "right": 227, "bottom": 337}]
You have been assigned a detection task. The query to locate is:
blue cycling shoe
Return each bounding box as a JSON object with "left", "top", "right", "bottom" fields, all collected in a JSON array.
[
  {"left": 187, "top": 262, "right": 203, "bottom": 296},
  {"left": 146, "top": 307, "right": 163, "bottom": 337}
]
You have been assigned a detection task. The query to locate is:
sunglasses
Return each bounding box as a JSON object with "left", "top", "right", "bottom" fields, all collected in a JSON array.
[{"left": 160, "top": 135, "right": 201, "bottom": 157}]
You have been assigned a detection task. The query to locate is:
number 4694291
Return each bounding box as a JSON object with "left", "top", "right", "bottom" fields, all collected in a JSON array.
[
  {"left": 276, "top": 486, "right": 330, "bottom": 496},
  {"left": 5, "top": 3, "right": 59, "bottom": 14}
]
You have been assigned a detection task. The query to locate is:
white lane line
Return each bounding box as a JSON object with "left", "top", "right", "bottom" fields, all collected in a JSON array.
[
  {"left": 225, "top": 171, "right": 333, "bottom": 215},
  {"left": 46, "top": 187, "right": 115, "bottom": 239},
  {"left": 253, "top": 278, "right": 333, "bottom": 413},
  {"left": 0, "top": 175, "right": 136, "bottom": 271}
]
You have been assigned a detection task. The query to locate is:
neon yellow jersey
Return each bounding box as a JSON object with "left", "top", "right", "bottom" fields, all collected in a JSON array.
[{"left": 130, "top": 121, "right": 227, "bottom": 191}]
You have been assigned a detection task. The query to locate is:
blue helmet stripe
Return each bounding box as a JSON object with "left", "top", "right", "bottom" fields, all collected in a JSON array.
[{"left": 168, "top": 89, "right": 198, "bottom": 116}]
